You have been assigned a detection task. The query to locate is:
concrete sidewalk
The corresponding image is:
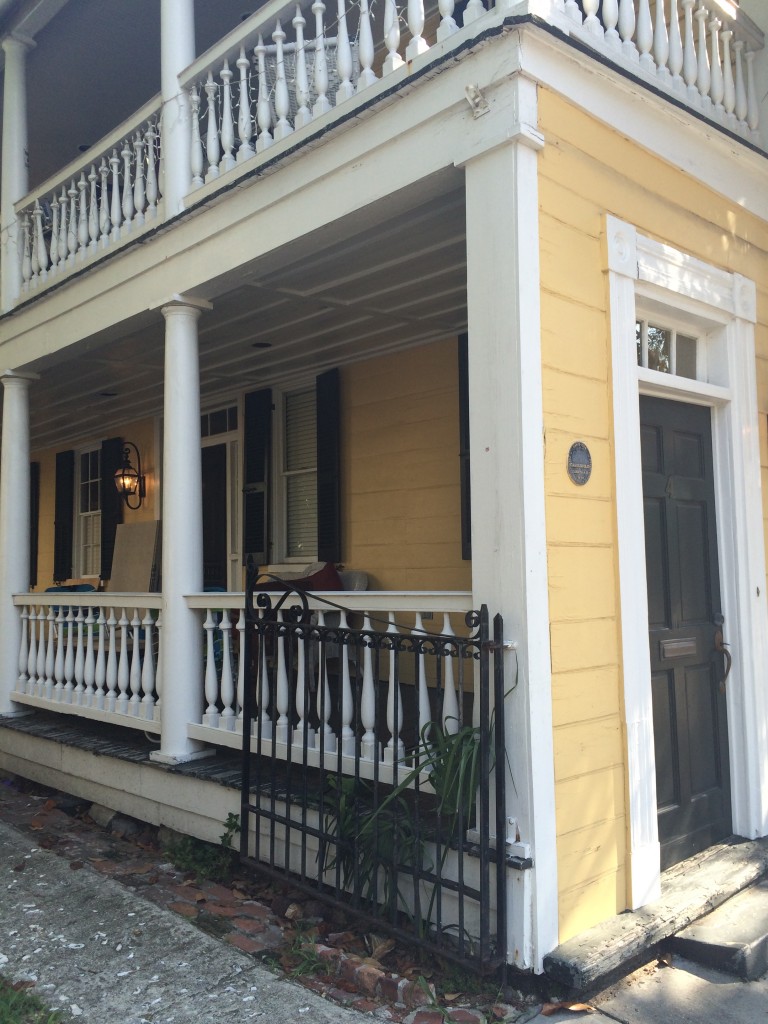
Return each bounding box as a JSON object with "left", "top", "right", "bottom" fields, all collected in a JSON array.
[{"left": 0, "top": 819, "right": 363, "bottom": 1023}]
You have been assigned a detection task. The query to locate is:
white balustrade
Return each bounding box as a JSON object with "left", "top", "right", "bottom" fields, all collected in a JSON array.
[
  {"left": 12, "top": 596, "right": 162, "bottom": 730},
  {"left": 186, "top": 591, "right": 475, "bottom": 783},
  {"left": 16, "top": 99, "right": 163, "bottom": 295},
  {"left": 570, "top": 0, "right": 762, "bottom": 140}
]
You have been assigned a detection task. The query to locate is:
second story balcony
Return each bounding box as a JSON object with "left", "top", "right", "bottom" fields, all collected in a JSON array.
[{"left": 2, "top": 0, "right": 766, "bottom": 311}]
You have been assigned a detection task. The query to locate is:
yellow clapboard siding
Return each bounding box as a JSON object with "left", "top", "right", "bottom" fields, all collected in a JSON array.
[
  {"left": 541, "top": 293, "right": 609, "bottom": 382},
  {"left": 553, "top": 716, "right": 624, "bottom": 783},
  {"left": 558, "top": 866, "right": 628, "bottom": 944},
  {"left": 541, "top": 366, "right": 612, "bottom": 438},
  {"left": 544, "top": 433, "right": 613, "bottom": 502},
  {"left": 539, "top": 214, "right": 607, "bottom": 311},
  {"left": 549, "top": 617, "right": 620, "bottom": 674},
  {"left": 546, "top": 496, "right": 614, "bottom": 546},
  {"left": 555, "top": 765, "right": 627, "bottom": 836},
  {"left": 538, "top": 173, "right": 603, "bottom": 240},
  {"left": 547, "top": 545, "right": 618, "bottom": 622},
  {"left": 551, "top": 666, "right": 622, "bottom": 727},
  {"left": 557, "top": 817, "right": 626, "bottom": 894}
]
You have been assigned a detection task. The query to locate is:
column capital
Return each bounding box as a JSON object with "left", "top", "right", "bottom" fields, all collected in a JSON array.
[
  {"left": 0, "top": 369, "right": 39, "bottom": 386},
  {"left": 156, "top": 293, "right": 213, "bottom": 318},
  {"left": 1, "top": 33, "right": 36, "bottom": 54}
]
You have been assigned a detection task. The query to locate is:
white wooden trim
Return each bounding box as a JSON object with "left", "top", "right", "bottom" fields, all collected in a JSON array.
[{"left": 607, "top": 215, "right": 768, "bottom": 910}]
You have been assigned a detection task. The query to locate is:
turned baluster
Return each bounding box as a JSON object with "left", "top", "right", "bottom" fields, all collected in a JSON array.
[
  {"left": 602, "top": 0, "right": 620, "bottom": 51},
  {"left": 315, "top": 612, "right": 336, "bottom": 754},
  {"left": 35, "top": 607, "right": 46, "bottom": 695},
  {"left": 141, "top": 610, "right": 156, "bottom": 718},
  {"left": 440, "top": 613, "right": 459, "bottom": 734},
  {"left": 253, "top": 38, "right": 273, "bottom": 152},
  {"left": 338, "top": 609, "right": 354, "bottom": 755},
  {"left": 121, "top": 142, "right": 135, "bottom": 231},
  {"left": 745, "top": 50, "right": 759, "bottom": 133},
  {"left": 26, "top": 604, "right": 38, "bottom": 692},
  {"left": 721, "top": 29, "right": 735, "bottom": 124},
  {"left": 54, "top": 607, "right": 65, "bottom": 700},
  {"left": 116, "top": 608, "right": 130, "bottom": 713},
  {"left": 709, "top": 17, "right": 724, "bottom": 115},
  {"left": 236, "top": 609, "right": 246, "bottom": 725},
  {"left": 153, "top": 612, "right": 162, "bottom": 721},
  {"left": 405, "top": 0, "right": 428, "bottom": 55},
  {"left": 695, "top": 3, "right": 711, "bottom": 109},
  {"left": 49, "top": 195, "right": 60, "bottom": 273},
  {"left": 654, "top": 0, "right": 670, "bottom": 83},
  {"left": 34, "top": 202, "right": 48, "bottom": 282},
  {"left": 145, "top": 123, "right": 158, "bottom": 217},
  {"left": 20, "top": 215, "right": 31, "bottom": 291},
  {"left": 293, "top": 9, "right": 312, "bottom": 129},
  {"left": 220, "top": 611, "right": 235, "bottom": 728},
  {"left": 682, "top": 0, "right": 698, "bottom": 101},
  {"left": 17, "top": 606, "right": 29, "bottom": 689},
  {"left": 29, "top": 211, "right": 39, "bottom": 286},
  {"left": 105, "top": 608, "right": 118, "bottom": 712},
  {"left": 274, "top": 611, "right": 290, "bottom": 744},
  {"left": 76, "top": 173, "right": 88, "bottom": 259},
  {"left": 312, "top": 4, "right": 331, "bottom": 115},
  {"left": 127, "top": 608, "right": 142, "bottom": 713},
  {"left": 58, "top": 185, "right": 69, "bottom": 264},
  {"left": 464, "top": 0, "right": 485, "bottom": 25},
  {"left": 564, "top": 0, "right": 581, "bottom": 24},
  {"left": 617, "top": 0, "right": 637, "bottom": 59},
  {"left": 63, "top": 607, "right": 75, "bottom": 703},
  {"left": 205, "top": 71, "right": 221, "bottom": 179},
  {"left": 360, "top": 613, "right": 377, "bottom": 760},
  {"left": 190, "top": 87, "right": 205, "bottom": 186},
  {"left": 94, "top": 608, "right": 107, "bottom": 710},
  {"left": 636, "top": 0, "right": 653, "bottom": 71},
  {"left": 273, "top": 22, "right": 294, "bottom": 139},
  {"left": 73, "top": 607, "right": 85, "bottom": 703},
  {"left": 383, "top": 0, "right": 404, "bottom": 74},
  {"left": 83, "top": 607, "right": 96, "bottom": 706},
  {"left": 384, "top": 613, "right": 404, "bottom": 762},
  {"left": 110, "top": 150, "right": 122, "bottom": 241},
  {"left": 414, "top": 612, "right": 431, "bottom": 747},
  {"left": 98, "top": 159, "right": 111, "bottom": 246},
  {"left": 357, "top": 0, "right": 377, "bottom": 88},
  {"left": 87, "top": 165, "right": 99, "bottom": 254},
  {"left": 220, "top": 59, "right": 236, "bottom": 171},
  {"left": 668, "top": 0, "right": 683, "bottom": 89},
  {"left": 734, "top": 40, "right": 748, "bottom": 125},
  {"left": 257, "top": 609, "right": 272, "bottom": 740},
  {"left": 133, "top": 132, "right": 146, "bottom": 225},
  {"left": 580, "top": 0, "right": 601, "bottom": 36},
  {"left": 293, "top": 625, "right": 314, "bottom": 749},
  {"left": 437, "top": 0, "right": 458, "bottom": 42},
  {"left": 236, "top": 48, "right": 255, "bottom": 160},
  {"left": 334, "top": 0, "right": 355, "bottom": 103},
  {"left": 203, "top": 609, "right": 220, "bottom": 727}
]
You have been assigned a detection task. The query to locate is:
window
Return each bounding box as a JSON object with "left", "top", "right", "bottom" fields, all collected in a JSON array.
[
  {"left": 636, "top": 320, "right": 697, "bottom": 379},
  {"left": 78, "top": 448, "right": 101, "bottom": 577},
  {"left": 282, "top": 388, "right": 317, "bottom": 560}
]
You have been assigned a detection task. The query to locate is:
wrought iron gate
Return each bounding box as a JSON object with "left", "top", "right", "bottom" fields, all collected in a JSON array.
[{"left": 239, "top": 567, "right": 508, "bottom": 970}]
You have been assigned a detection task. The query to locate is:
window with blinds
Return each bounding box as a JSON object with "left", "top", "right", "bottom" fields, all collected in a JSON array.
[{"left": 284, "top": 388, "right": 317, "bottom": 559}]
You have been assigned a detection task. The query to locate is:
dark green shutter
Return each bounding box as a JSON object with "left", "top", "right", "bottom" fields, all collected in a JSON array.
[
  {"left": 53, "top": 450, "right": 75, "bottom": 582},
  {"left": 99, "top": 437, "right": 124, "bottom": 581},
  {"left": 458, "top": 335, "right": 471, "bottom": 561},
  {"left": 316, "top": 368, "right": 341, "bottom": 563},
  {"left": 243, "top": 388, "right": 272, "bottom": 566},
  {"left": 29, "top": 462, "right": 40, "bottom": 589}
]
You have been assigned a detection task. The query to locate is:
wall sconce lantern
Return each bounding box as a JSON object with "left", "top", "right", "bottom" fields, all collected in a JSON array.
[{"left": 114, "top": 441, "right": 146, "bottom": 510}]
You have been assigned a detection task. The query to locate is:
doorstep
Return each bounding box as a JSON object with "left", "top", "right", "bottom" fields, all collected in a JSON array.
[{"left": 543, "top": 837, "right": 768, "bottom": 991}]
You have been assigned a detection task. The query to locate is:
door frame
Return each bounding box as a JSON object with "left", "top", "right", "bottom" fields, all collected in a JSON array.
[{"left": 606, "top": 216, "right": 768, "bottom": 909}]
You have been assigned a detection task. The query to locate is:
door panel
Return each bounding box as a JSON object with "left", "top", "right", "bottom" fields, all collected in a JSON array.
[{"left": 640, "top": 396, "right": 731, "bottom": 869}]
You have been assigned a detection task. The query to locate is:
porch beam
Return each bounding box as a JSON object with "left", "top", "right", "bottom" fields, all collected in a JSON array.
[
  {"left": 152, "top": 294, "right": 212, "bottom": 763},
  {"left": 460, "top": 73, "right": 559, "bottom": 972},
  {"left": 0, "top": 370, "right": 39, "bottom": 714}
]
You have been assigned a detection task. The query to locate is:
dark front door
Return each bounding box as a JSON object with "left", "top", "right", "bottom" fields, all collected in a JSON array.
[
  {"left": 202, "top": 443, "right": 228, "bottom": 590},
  {"left": 640, "top": 396, "right": 731, "bottom": 870}
]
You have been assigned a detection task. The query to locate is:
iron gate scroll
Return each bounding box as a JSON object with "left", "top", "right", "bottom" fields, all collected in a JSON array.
[{"left": 238, "top": 565, "right": 508, "bottom": 969}]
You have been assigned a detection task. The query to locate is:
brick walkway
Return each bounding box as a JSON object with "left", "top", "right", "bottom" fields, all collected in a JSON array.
[{"left": 0, "top": 773, "right": 525, "bottom": 1023}]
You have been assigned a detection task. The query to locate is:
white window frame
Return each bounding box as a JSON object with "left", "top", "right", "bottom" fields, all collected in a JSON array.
[
  {"left": 76, "top": 444, "right": 101, "bottom": 579},
  {"left": 607, "top": 215, "right": 768, "bottom": 910},
  {"left": 271, "top": 382, "right": 318, "bottom": 565},
  {"left": 200, "top": 401, "right": 241, "bottom": 592}
]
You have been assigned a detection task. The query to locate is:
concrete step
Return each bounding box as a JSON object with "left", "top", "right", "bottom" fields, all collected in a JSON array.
[{"left": 671, "top": 877, "right": 768, "bottom": 980}]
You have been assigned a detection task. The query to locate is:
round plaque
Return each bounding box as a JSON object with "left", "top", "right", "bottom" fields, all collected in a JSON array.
[{"left": 567, "top": 441, "right": 592, "bottom": 486}]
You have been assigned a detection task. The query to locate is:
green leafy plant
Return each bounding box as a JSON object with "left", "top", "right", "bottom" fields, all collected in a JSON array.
[
  {"left": 0, "top": 978, "right": 63, "bottom": 1023},
  {"left": 164, "top": 813, "right": 241, "bottom": 883}
]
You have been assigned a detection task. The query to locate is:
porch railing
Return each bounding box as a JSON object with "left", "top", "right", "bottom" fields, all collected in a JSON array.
[
  {"left": 566, "top": 0, "right": 763, "bottom": 141},
  {"left": 237, "top": 577, "right": 509, "bottom": 968},
  {"left": 15, "top": 95, "right": 164, "bottom": 296},
  {"left": 11, "top": 594, "right": 162, "bottom": 734}
]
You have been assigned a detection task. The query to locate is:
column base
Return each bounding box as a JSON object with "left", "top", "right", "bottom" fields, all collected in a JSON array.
[{"left": 149, "top": 747, "right": 216, "bottom": 766}]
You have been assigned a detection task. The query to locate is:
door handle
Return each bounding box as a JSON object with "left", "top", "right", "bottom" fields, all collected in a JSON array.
[{"left": 714, "top": 627, "right": 732, "bottom": 693}]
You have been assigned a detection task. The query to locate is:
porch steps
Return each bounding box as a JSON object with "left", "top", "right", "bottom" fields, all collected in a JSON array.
[{"left": 543, "top": 837, "right": 768, "bottom": 991}]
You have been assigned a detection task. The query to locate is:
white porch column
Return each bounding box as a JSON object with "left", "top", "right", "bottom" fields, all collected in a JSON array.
[
  {"left": 1, "top": 34, "right": 34, "bottom": 312},
  {"left": 458, "top": 75, "right": 559, "bottom": 972},
  {"left": 161, "top": 0, "right": 195, "bottom": 215},
  {"left": 152, "top": 295, "right": 212, "bottom": 763},
  {"left": 0, "top": 370, "right": 38, "bottom": 713}
]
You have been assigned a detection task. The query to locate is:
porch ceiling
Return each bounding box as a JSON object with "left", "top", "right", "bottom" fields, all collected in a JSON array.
[{"left": 22, "top": 175, "right": 467, "bottom": 452}]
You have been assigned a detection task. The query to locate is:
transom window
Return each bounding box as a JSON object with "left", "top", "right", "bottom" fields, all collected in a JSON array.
[
  {"left": 636, "top": 320, "right": 698, "bottom": 380},
  {"left": 78, "top": 448, "right": 101, "bottom": 577},
  {"left": 283, "top": 388, "right": 317, "bottom": 559},
  {"left": 201, "top": 405, "right": 238, "bottom": 437}
]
